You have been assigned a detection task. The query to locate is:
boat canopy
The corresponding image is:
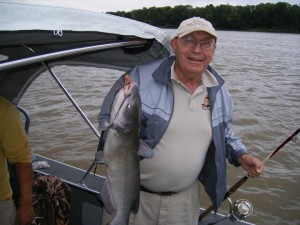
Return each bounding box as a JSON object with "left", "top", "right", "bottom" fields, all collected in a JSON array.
[{"left": 0, "top": 0, "right": 172, "bottom": 104}]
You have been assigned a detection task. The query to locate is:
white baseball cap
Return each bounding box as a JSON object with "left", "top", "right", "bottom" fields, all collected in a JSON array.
[{"left": 173, "top": 17, "right": 217, "bottom": 39}]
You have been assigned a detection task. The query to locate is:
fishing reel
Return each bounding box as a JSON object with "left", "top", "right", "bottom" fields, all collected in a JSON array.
[
  {"left": 206, "top": 197, "right": 254, "bottom": 225},
  {"left": 227, "top": 196, "right": 253, "bottom": 221}
]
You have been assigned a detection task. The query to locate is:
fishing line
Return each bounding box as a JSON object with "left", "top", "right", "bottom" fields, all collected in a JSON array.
[{"left": 199, "top": 128, "right": 300, "bottom": 222}]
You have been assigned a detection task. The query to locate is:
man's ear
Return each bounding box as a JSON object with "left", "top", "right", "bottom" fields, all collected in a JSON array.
[{"left": 170, "top": 38, "right": 177, "bottom": 53}]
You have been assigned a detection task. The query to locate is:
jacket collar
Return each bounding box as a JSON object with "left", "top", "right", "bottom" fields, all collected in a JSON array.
[{"left": 152, "top": 56, "right": 175, "bottom": 86}]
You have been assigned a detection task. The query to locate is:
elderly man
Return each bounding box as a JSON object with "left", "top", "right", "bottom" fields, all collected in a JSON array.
[{"left": 99, "top": 17, "right": 264, "bottom": 225}]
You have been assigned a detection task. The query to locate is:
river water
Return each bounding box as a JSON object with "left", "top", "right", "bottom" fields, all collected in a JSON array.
[{"left": 19, "top": 30, "right": 300, "bottom": 225}]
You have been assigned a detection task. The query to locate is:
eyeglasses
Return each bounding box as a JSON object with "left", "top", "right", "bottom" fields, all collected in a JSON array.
[{"left": 179, "top": 35, "right": 216, "bottom": 50}]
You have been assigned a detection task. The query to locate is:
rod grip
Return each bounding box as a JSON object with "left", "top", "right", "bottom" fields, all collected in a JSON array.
[{"left": 198, "top": 175, "right": 248, "bottom": 221}]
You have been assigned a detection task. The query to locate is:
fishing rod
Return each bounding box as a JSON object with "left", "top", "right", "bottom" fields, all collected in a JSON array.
[{"left": 199, "top": 128, "right": 300, "bottom": 221}]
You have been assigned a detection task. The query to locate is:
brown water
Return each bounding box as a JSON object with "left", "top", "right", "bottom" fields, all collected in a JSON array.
[{"left": 20, "top": 31, "right": 300, "bottom": 225}]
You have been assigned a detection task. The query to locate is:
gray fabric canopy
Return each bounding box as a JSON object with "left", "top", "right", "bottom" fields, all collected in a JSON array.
[{"left": 0, "top": 0, "right": 172, "bottom": 103}]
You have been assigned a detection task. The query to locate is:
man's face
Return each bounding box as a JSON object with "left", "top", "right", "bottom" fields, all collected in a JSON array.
[{"left": 171, "top": 31, "right": 216, "bottom": 77}]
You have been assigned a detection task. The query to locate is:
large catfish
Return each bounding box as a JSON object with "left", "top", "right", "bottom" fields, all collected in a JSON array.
[{"left": 99, "top": 75, "right": 152, "bottom": 225}]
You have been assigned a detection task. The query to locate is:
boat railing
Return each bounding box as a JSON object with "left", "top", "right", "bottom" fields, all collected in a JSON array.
[
  {"left": 0, "top": 40, "right": 150, "bottom": 72},
  {"left": 17, "top": 106, "right": 30, "bottom": 134},
  {"left": 21, "top": 44, "right": 101, "bottom": 139}
]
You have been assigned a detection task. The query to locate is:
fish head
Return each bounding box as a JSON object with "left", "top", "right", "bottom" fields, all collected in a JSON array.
[{"left": 109, "top": 77, "right": 141, "bottom": 132}]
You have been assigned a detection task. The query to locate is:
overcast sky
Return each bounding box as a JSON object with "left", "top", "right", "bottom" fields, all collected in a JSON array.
[{"left": 7, "top": 0, "right": 299, "bottom": 12}]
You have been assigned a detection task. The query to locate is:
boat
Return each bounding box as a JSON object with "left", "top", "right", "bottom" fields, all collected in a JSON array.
[{"left": 0, "top": 1, "right": 254, "bottom": 224}]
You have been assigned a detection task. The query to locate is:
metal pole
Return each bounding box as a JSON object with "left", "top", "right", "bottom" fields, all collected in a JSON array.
[
  {"left": 42, "top": 62, "right": 101, "bottom": 139},
  {"left": 0, "top": 40, "right": 148, "bottom": 71},
  {"left": 22, "top": 44, "right": 101, "bottom": 139}
]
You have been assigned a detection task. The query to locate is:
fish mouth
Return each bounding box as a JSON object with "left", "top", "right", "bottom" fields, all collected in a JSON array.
[
  {"left": 123, "top": 76, "right": 134, "bottom": 105},
  {"left": 123, "top": 75, "right": 139, "bottom": 103},
  {"left": 109, "top": 74, "right": 140, "bottom": 127},
  {"left": 124, "top": 74, "right": 134, "bottom": 94}
]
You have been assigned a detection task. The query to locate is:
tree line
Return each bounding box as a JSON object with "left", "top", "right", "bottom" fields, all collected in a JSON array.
[{"left": 108, "top": 2, "right": 300, "bottom": 33}]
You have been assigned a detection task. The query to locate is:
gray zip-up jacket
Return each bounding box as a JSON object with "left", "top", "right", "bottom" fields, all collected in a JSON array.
[{"left": 99, "top": 56, "right": 247, "bottom": 211}]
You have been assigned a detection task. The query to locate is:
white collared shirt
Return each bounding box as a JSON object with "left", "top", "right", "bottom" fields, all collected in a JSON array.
[{"left": 140, "top": 64, "right": 218, "bottom": 192}]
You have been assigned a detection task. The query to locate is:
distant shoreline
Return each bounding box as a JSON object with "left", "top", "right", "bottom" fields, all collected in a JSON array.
[
  {"left": 161, "top": 26, "right": 300, "bottom": 35},
  {"left": 110, "top": 3, "right": 300, "bottom": 35}
]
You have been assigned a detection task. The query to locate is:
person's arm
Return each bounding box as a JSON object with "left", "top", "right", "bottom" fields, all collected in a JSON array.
[
  {"left": 224, "top": 112, "right": 264, "bottom": 177},
  {"left": 222, "top": 90, "right": 264, "bottom": 176},
  {"left": 15, "top": 163, "right": 35, "bottom": 225}
]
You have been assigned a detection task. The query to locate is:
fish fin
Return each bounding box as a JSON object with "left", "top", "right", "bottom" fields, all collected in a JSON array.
[
  {"left": 138, "top": 139, "right": 154, "bottom": 158},
  {"left": 100, "top": 179, "right": 116, "bottom": 215},
  {"left": 94, "top": 151, "right": 105, "bottom": 164},
  {"left": 132, "top": 194, "right": 140, "bottom": 215},
  {"left": 99, "top": 119, "right": 110, "bottom": 133}
]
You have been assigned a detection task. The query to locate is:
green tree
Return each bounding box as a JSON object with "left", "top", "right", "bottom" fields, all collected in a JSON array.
[{"left": 109, "top": 3, "right": 300, "bottom": 33}]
